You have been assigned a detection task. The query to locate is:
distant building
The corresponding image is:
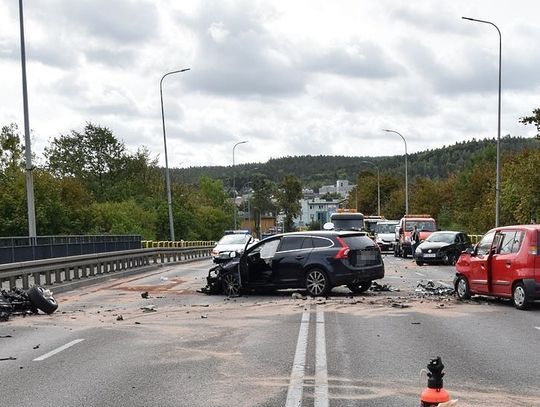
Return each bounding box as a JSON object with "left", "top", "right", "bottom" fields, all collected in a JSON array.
[
  {"left": 319, "top": 179, "right": 353, "bottom": 198},
  {"left": 294, "top": 197, "right": 342, "bottom": 228}
]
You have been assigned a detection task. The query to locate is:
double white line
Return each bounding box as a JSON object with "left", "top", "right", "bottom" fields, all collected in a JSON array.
[{"left": 285, "top": 308, "right": 329, "bottom": 407}]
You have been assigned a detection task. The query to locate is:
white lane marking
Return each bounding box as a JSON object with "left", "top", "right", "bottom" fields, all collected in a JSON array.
[
  {"left": 315, "top": 310, "right": 329, "bottom": 407},
  {"left": 33, "top": 339, "right": 85, "bottom": 361},
  {"left": 535, "top": 327, "right": 540, "bottom": 331},
  {"left": 415, "top": 272, "right": 425, "bottom": 277},
  {"left": 285, "top": 311, "right": 310, "bottom": 407}
]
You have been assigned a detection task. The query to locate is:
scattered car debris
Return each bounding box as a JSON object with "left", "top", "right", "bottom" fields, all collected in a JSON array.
[
  {"left": 33, "top": 344, "right": 40, "bottom": 349},
  {"left": 0, "top": 357, "right": 17, "bottom": 361},
  {"left": 116, "top": 315, "right": 124, "bottom": 321},
  {"left": 159, "top": 276, "right": 169, "bottom": 282},
  {"left": 141, "top": 292, "right": 149, "bottom": 299},
  {"left": 201, "top": 314, "right": 208, "bottom": 319},
  {"left": 0, "top": 286, "right": 58, "bottom": 322},
  {"left": 0, "top": 335, "right": 12, "bottom": 338},
  {"left": 391, "top": 303, "right": 411, "bottom": 309},
  {"left": 291, "top": 292, "right": 307, "bottom": 300},
  {"left": 140, "top": 305, "right": 157, "bottom": 312},
  {"left": 369, "top": 281, "right": 399, "bottom": 292},
  {"left": 415, "top": 280, "right": 455, "bottom": 296}
]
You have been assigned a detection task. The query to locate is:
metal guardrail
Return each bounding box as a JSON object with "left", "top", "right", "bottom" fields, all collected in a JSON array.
[
  {"left": 469, "top": 235, "right": 482, "bottom": 245},
  {"left": 0, "top": 246, "right": 212, "bottom": 290},
  {"left": 141, "top": 240, "right": 215, "bottom": 248}
]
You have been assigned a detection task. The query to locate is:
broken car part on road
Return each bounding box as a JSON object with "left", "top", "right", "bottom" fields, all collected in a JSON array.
[{"left": 0, "top": 286, "right": 58, "bottom": 321}]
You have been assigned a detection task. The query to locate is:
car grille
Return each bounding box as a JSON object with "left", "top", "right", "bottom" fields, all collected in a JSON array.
[{"left": 353, "top": 247, "right": 382, "bottom": 267}]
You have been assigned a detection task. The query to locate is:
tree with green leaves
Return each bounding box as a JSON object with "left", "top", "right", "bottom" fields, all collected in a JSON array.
[
  {"left": 276, "top": 174, "right": 302, "bottom": 232},
  {"left": 520, "top": 108, "right": 540, "bottom": 139},
  {"left": 249, "top": 175, "right": 276, "bottom": 237},
  {"left": 44, "top": 123, "right": 126, "bottom": 198}
]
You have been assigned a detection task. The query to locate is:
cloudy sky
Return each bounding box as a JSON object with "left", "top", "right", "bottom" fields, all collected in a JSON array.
[{"left": 1, "top": 0, "right": 539, "bottom": 168}]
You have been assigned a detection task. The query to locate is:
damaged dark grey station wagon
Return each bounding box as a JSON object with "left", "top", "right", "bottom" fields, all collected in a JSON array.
[{"left": 202, "top": 231, "right": 384, "bottom": 297}]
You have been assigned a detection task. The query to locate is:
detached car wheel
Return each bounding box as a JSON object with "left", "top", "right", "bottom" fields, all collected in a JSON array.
[
  {"left": 221, "top": 273, "right": 241, "bottom": 297},
  {"left": 347, "top": 282, "right": 371, "bottom": 294},
  {"left": 305, "top": 269, "right": 329, "bottom": 297},
  {"left": 455, "top": 276, "right": 471, "bottom": 300},
  {"left": 27, "top": 286, "right": 58, "bottom": 314},
  {"left": 512, "top": 282, "right": 530, "bottom": 310}
]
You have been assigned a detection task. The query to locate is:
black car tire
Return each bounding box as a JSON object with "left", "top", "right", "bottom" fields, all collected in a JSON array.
[
  {"left": 442, "top": 253, "right": 456, "bottom": 266},
  {"left": 455, "top": 276, "right": 471, "bottom": 300},
  {"left": 305, "top": 269, "right": 330, "bottom": 297},
  {"left": 347, "top": 282, "right": 371, "bottom": 294},
  {"left": 512, "top": 282, "right": 530, "bottom": 310},
  {"left": 27, "top": 286, "right": 58, "bottom": 314},
  {"left": 221, "top": 272, "right": 241, "bottom": 297}
]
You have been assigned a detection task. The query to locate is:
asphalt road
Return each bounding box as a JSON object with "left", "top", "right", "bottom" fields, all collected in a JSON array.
[{"left": 1, "top": 254, "right": 539, "bottom": 406}]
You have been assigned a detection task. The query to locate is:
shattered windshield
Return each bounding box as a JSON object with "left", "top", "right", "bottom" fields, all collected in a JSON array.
[{"left": 218, "top": 234, "right": 251, "bottom": 245}]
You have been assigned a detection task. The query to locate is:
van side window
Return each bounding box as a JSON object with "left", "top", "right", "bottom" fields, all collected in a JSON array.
[{"left": 497, "top": 231, "right": 524, "bottom": 254}]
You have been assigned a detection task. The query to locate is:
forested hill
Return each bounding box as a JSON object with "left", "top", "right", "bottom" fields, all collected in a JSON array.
[{"left": 176, "top": 136, "right": 538, "bottom": 190}]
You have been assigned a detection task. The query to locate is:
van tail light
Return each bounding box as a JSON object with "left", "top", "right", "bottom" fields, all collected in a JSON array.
[
  {"left": 335, "top": 237, "right": 350, "bottom": 259},
  {"left": 528, "top": 245, "right": 538, "bottom": 255}
]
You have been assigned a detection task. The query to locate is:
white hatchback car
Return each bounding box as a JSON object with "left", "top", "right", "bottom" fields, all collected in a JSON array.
[{"left": 211, "top": 233, "right": 258, "bottom": 260}]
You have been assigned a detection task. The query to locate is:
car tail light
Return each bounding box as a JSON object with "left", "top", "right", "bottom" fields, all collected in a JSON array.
[
  {"left": 334, "top": 236, "right": 350, "bottom": 259},
  {"left": 528, "top": 245, "right": 538, "bottom": 255}
]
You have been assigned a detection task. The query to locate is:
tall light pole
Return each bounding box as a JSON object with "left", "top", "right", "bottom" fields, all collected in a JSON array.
[
  {"left": 360, "top": 160, "right": 380, "bottom": 216},
  {"left": 383, "top": 129, "right": 408, "bottom": 214},
  {"left": 18, "top": 0, "right": 36, "bottom": 239},
  {"left": 232, "top": 140, "right": 248, "bottom": 229},
  {"left": 160, "top": 68, "right": 190, "bottom": 242},
  {"left": 462, "top": 16, "right": 502, "bottom": 227}
]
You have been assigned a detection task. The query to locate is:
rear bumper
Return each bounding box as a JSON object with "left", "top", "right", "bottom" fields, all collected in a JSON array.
[{"left": 330, "top": 263, "right": 385, "bottom": 286}]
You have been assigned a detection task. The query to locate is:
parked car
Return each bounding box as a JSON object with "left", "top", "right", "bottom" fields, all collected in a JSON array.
[
  {"left": 202, "top": 230, "right": 384, "bottom": 297},
  {"left": 395, "top": 214, "right": 437, "bottom": 258},
  {"left": 414, "top": 231, "right": 471, "bottom": 266},
  {"left": 454, "top": 224, "right": 540, "bottom": 310},
  {"left": 211, "top": 232, "right": 257, "bottom": 260},
  {"left": 374, "top": 220, "right": 399, "bottom": 252}
]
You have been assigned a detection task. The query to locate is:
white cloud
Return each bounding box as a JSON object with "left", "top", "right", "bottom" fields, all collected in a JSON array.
[{"left": 1, "top": 0, "right": 539, "bottom": 169}]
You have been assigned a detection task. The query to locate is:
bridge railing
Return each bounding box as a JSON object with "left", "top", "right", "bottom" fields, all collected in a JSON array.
[
  {"left": 0, "top": 246, "right": 212, "bottom": 291},
  {"left": 141, "top": 240, "right": 215, "bottom": 248}
]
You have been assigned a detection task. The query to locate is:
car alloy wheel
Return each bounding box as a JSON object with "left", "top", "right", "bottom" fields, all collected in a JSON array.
[
  {"left": 456, "top": 276, "right": 471, "bottom": 300},
  {"left": 305, "top": 269, "right": 329, "bottom": 297},
  {"left": 222, "top": 273, "right": 240, "bottom": 297},
  {"left": 512, "top": 282, "right": 529, "bottom": 310}
]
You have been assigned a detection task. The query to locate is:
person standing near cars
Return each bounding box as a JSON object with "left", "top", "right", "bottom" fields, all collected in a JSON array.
[{"left": 411, "top": 224, "right": 420, "bottom": 259}]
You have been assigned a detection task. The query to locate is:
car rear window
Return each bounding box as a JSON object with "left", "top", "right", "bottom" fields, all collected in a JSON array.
[{"left": 340, "top": 235, "right": 374, "bottom": 250}]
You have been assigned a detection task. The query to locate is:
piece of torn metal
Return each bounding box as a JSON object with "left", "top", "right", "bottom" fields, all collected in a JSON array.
[{"left": 415, "top": 280, "right": 455, "bottom": 296}]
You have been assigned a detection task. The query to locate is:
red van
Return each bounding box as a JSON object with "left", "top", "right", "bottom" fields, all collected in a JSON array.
[
  {"left": 454, "top": 225, "right": 540, "bottom": 310},
  {"left": 394, "top": 215, "right": 437, "bottom": 258}
]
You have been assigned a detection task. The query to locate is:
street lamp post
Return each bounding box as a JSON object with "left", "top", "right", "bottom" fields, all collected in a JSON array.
[
  {"left": 18, "top": 0, "right": 36, "bottom": 239},
  {"left": 383, "top": 129, "right": 408, "bottom": 214},
  {"left": 462, "top": 16, "right": 502, "bottom": 227},
  {"left": 360, "top": 160, "right": 381, "bottom": 216},
  {"left": 160, "top": 68, "right": 190, "bottom": 242},
  {"left": 232, "top": 141, "right": 248, "bottom": 229}
]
